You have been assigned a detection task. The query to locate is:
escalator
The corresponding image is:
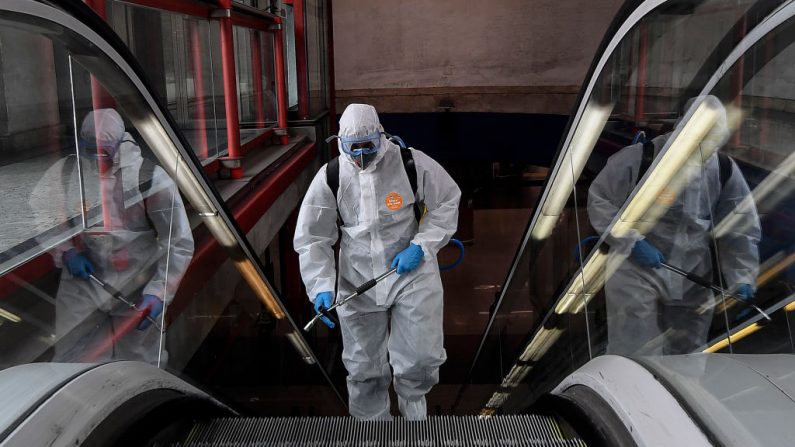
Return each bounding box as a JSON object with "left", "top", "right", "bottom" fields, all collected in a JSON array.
[
  {"left": 173, "top": 415, "right": 585, "bottom": 446},
  {"left": 5, "top": 0, "right": 795, "bottom": 446}
]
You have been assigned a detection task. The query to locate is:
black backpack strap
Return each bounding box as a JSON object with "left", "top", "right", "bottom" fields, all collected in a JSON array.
[
  {"left": 136, "top": 158, "right": 157, "bottom": 228},
  {"left": 717, "top": 152, "right": 733, "bottom": 189},
  {"left": 326, "top": 157, "right": 340, "bottom": 200},
  {"left": 636, "top": 139, "right": 655, "bottom": 186},
  {"left": 325, "top": 157, "right": 342, "bottom": 223},
  {"left": 400, "top": 147, "right": 424, "bottom": 223},
  {"left": 137, "top": 158, "right": 155, "bottom": 202}
]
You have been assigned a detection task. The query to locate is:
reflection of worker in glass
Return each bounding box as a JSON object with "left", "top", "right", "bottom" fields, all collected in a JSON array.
[
  {"left": 32, "top": 109, "right": 194, "bottom": 364},
  {"left": 587, "top": 96, "right": 761, "bottom": 355},
  {"left": 294, "top": 104, "right": 460, "bottom": 420}
]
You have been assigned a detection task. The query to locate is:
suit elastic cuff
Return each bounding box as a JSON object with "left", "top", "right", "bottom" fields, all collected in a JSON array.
[
  {"left": 309, "top": 279, "right": 336, "bottom": 302},
  {"left": 412, "top": 240, "right": 434, "bottom": 262}
]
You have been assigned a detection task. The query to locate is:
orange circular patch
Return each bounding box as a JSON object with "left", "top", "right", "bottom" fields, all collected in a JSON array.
[
  {"left": 385, "top": 192, "right": 403, "bottom": 210},
  {"left": 656, "top": 187, "right": 677, "bottom": 207}
]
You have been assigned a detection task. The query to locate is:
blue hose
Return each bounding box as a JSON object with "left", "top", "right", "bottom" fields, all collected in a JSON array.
[
  {"left": 440, "top": 238, "right": 465, "bottom": 271},
  {"left": 631, "top": 130, "right": 647, "bottom": 145},
  {"left": 385, "top": 133, "right": 407, "bottom": 150}
]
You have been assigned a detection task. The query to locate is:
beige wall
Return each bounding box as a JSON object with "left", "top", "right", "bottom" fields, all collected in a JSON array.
[{"left": 332, "top": 0, "right": 623, "bottom": 113}]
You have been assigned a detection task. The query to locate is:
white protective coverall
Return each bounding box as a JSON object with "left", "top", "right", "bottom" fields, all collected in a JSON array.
[
  {"left": 587, "top": 99, "right": 760, "bottom": 355},
  {"left": 31, "top": 109, "right": 194, "bottom": 364},
  {"left": 294, "top": 104, "right": 461, "bottom": 420}
]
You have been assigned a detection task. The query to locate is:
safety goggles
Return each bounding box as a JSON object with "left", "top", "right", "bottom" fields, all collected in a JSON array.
[
  {"left": 78, "top": 138, "right": 120, "bottom": 160},
  {"left": 327, "top": 131, "right": 382, "bottom": 157}
]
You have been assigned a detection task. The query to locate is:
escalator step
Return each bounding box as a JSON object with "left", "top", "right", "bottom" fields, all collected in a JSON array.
[{"left": 173, "top": 415, "right": 586, "bottom": 446}]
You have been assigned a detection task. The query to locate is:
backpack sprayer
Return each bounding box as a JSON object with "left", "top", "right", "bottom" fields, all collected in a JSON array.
[{"left": 304, "top": 134, "right": 465, "bottom": 332}]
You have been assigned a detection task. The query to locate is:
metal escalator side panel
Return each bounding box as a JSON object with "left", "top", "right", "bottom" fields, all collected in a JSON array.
[
  {"left": 0, "top": 361, "right": 225, "bottom": 447},
  {"left": 552, "top": 355, "right": 713, "bottom": 446},
  {"left": 0, "top": 0, "right": 344, "bottom": 411}
]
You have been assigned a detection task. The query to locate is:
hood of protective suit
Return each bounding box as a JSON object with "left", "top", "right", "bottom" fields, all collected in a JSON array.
[
  {"left": 337, "top": 104, "right": 389, "bottom": 169},
  {"left": 680, "top": 95, "right": 729, "bottom": 158},
  {"left": 80, "top": 109, "right": 144, "bottom": 173},
  {"left": 81, "top": 109, "right": 125, "bottom": 145},
  {"left": 80, "top": 109, "right": 126, "bottom": 162}
]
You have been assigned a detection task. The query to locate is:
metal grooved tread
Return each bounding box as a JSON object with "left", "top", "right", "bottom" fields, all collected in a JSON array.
[{"left": 173, "top": 415, "right": 587, "bottom": 446}]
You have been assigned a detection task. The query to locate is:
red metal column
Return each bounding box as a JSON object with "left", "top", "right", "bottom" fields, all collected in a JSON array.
[
  {"left": 84, "top": 0, "right": 114, "bottom": 110},
  {"left": 293, "top": 0, "right": 309, "bottom": 119},
  {"left": 218, "top": 0, "right": 244, "bottom": 178},
  {"left": 191, "top": 21, "right": 210, "bottom": 160},
  {"left": 633, "top": 24, "right": 648, "bottom": 125},
  {"left": 251, "top": 31, "right": 266, "bottom": 129},
  {"left": 274, "top": 20, "right": 290, "bottom": 145},
  {"left": 83, "top": 0, "right": 115, "bottom": 230}
]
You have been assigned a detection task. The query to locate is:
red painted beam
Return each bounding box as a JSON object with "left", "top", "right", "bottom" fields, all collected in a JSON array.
[
  {"left": 233, "top": 142, "right": 316, "bottom": 230},
  {"left": 167, "top": 142, "right": 317, "bottom": 320},
  {"left": 240, "top": 127, "right": 275, "bottom": 156},
  {"left": 0, "top": 255, "right": 53, "bottom": 299},
  {"left": 113, "top": 0, "right": 212, "bottom": 18},
  {"left": 83, "top": 0, "right": 106, "bottom": 18},
  {"left": 203, "top": 159, "right": 220, "bottom": 176},
  {"left": 231, "top": 12, "right": 275, "bottom": 32}
]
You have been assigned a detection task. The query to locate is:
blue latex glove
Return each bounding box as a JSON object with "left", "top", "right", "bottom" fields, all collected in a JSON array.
[
  {"left": 63, "top": 248, "right": 94, "bottom": 280},
  {"left": 391, "top": 243, "right": 424, "bottom": 275},
  {"left": 734, "top": 283, "right": 755, "bottom": 303},
  {"left": 630, "top": 240, "right": 665, "bottom": 268},
  {"left": 137, "top": 294, "right": 163, "bottom": 330},
  {"left": 314, "top": 291, "right": 335, "bottom": 329}
]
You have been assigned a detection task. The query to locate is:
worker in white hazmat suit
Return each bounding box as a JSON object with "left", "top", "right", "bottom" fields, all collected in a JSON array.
[
  {"left": 294, "top": 104, "right": 461, "bottom": 420},
  {"left": 587, "top": 96, "right": 760, "bottom": 355},
  {"left": 31, "top": 108, "right": 194, "bottom": 364}
]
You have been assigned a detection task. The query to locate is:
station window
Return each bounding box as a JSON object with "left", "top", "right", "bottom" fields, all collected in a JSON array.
[{"left": 106, "top": 1, "right": 226, "bottom": 162}]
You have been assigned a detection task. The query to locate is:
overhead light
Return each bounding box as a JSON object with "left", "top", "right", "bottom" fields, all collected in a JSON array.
[
  {"left": 135, "top": 116, "right": 219, "bottom": 219},
  {"left": 714, "top": 148, "right": 795, "bottom": 239},
  {"left": 613, "top": 97, "right": 722, "bottom": 238},
  {"left": 531, "top": 215, "right": 559, "bottom": 241},
  {"left": 0, "top": 307, "right": 21, "bottom": 323},
  {"left": 532, "top": 101, "right": 613, "bottom": 240},
  {"left": 555, "top": 293, "right": 580, "bottom": 315},
  {"left": 519, "top": 327, "right": 562, "bottom": 362},
  {"left": 486, "top": 392, "right": 511, "bottom": 408},
  {"left": 502, "top": 365, "right": 531, "bottom": 388},
  {"left": 479, "top": 409, "right": 496, "bottom": 418},
  {"left": 555, "top": 249, "right": 610, "bottom": 314}
]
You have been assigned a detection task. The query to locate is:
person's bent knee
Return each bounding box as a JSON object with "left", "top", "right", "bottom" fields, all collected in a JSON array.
[{"left": 393, "top": 366, "right": 439, "bottom": 399}]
